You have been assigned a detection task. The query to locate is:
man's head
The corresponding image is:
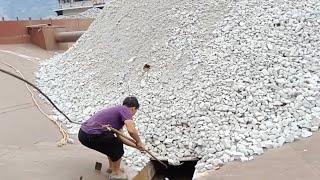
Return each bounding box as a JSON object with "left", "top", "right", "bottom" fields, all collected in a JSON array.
[{"left": 123, "top": 96, "right": 139, "bottom": 116}]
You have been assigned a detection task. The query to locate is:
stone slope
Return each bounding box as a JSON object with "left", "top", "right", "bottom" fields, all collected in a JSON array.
[{"left": 37, "top": 0, "right": 320, "bottom": 172}]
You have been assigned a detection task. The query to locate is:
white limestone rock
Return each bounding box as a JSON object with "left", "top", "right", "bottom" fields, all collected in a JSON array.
[
  {"left": 212, "top": 159, "right": 223, "bottom": 166},
  {"left": 240, "top": 156, "right": 249, "bottom": 162},
  {"left": 205, "top": 164, "right": 214, "bottom": 170},
  {"left": 225, "top": 150, "right": 245, "bottom": 160},
  {"left": 301, "top": 129, "right": 313, "bottom": 138},
  {"left": 195, "top": 163, "right": 205, "bottom": 170},
  {"left": 251, "top": 146, "right": 264, "bottom": 155},
  {"left": 310, "top": 126, "right": 319, "bottom": 132}
]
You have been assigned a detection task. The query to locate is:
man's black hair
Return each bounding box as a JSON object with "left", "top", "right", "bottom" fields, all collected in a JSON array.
[{"left": 123, "top": 96, "right": 140, "bottom": 109}]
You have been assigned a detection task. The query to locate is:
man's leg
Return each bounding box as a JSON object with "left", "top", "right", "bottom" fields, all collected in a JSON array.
[
  {"left": 108, "top": 133, "right": 127, "bottom": 178},
  {"left": 111, "top": 158, "right": 122, "bottom": 175},
  {"left": 108, "top": 157, "right": 124, "bottom": 173},
  {"left": 107, "top": 157, "right": 114, "bottom": 173}
]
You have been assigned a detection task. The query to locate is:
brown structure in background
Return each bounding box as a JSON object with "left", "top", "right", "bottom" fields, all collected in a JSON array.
[{"left": 0, "top": 19, "right": 93, "bottom": 50}]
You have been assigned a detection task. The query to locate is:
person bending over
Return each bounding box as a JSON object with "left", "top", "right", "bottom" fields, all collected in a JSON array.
[{"left": 78, "top": 96, "right": 144, "bottom": 179}]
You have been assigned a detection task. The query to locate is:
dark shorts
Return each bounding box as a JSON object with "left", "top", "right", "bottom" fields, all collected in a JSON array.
[{"left": 78, "top": 128, "right": 124, "bottom": 162}]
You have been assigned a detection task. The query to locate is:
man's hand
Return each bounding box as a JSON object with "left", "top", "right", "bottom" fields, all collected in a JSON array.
[
  {"left": 100, "top": 124, "right": 110, "bottom": 130},
  {"left": 136, "top": 141, "right": 145, "bottom": 152}
]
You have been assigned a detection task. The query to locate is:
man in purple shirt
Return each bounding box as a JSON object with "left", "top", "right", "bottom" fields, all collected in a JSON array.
[{"left": 78, "top": 97, "right": 144, "bottom": 179}]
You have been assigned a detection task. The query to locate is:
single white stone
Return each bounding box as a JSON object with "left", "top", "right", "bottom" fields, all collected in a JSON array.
[
  {"left": 296, "top": 95, "right": 304, "bottom": 102},
  {"left": 261, "top": 140, "right": 273, "bottom": 149},
  {"left": 277, "top": 137, "right": 286, "bottom": 146},
  {"left": 212, "top": 159, "right": 223, "bottom": 166},
  {"left": 154, "top": 140, "right": 161, "bottom": 145},
  {"left": 67, "top": 138, "right": 74, "bottom": 144},
  {"left": 311, "top": 107, "right": 320, "bottom": 113},
  {"left": 266, "top": 43, "right": 273, "bottom": 50},
  {"left": 221, "top": 138, "right": 232, "bottom": 149},
  {"left": 164, "top": 138, "right": 173, "bottom": 144},
  {"left": 276, "top": 78, "right": 287, "bottom": 85},
  {"left": 240, "top": 156, "right": 249, "bottom": 162},
  {"left": 140, "top": 79, "right": 146, "bottom": 87},
  {"left": 222, "top": 154, "right": 231, "bottom": 163},
  {"left": 195, "top": 162, "right": 205, "bottom": 170},
  {"left": 168, "top": 159, "right": 181, "bottom": 166},
  {"left": 205, "top": 164, "right": 213, "bottom": 170},
  {"left": 251, "top": 146, "right": 264, "bottom": 155},
  {"left": 127, "top": 56, "right": 136, "bottom": 63},
  {"left": 285, "top": 134, "right": 295, "bottom": 143},
  {"left": 225, "top": 150, "right": 245, "bottom": 160},
  {"left": 208, "top": 147, "right": 216, "bottom": 154},
  {"left": 197, "top": 139, "right": 204, "bottom": 146},
  {"left": 301, "top": 130, "right": 312, "bottom": 138},
  {"left": 310, "top": 126, "right": 319, "bottom": 132}
]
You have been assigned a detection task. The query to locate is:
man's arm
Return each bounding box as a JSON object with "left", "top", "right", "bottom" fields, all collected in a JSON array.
[
  {"left": 116, "top": 129, "right": 137, "bottom": 148},
  {"left": 124, "top": 120, "right": 143, "bottom": 147}
]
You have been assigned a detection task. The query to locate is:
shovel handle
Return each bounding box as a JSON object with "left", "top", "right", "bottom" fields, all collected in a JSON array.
[{"left": 105, "top": 126, "right": 168, "bottom": 169}]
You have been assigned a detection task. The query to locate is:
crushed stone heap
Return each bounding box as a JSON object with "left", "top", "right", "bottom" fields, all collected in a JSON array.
[{"left": 36, "top": 0, "right": 320, "bottom": 173}]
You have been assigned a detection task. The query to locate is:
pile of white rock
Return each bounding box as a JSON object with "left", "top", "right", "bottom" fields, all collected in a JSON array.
[
  {"left": 79, "top": 8, "right": 103, "bottom": 19},
  {"left": 36, "top": 0, "right": 320, "bottom": 173}
]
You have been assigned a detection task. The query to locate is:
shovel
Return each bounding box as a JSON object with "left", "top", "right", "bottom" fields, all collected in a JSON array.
[{"left": 104, "top": 125, "right": 168, "bottom": 169}]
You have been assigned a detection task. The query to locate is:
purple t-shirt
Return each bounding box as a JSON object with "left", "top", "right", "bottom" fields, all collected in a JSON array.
[{"left": 80, "top": 105, "right": 132, "bottom": 134}]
